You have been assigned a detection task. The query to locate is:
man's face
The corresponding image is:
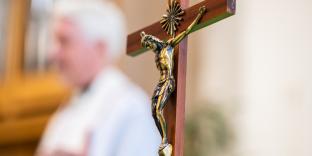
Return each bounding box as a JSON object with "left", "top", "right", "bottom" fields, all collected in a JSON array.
[{"left": 50, "top": 18, "right": 105, "bottom": 87}]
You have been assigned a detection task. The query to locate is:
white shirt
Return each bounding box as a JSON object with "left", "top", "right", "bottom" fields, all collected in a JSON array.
[{"left": 38, "top": 67, "right": 160, "bottom": 156}]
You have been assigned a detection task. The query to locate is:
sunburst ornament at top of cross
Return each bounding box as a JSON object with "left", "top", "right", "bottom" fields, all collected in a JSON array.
[{"left": 160, "top": 0, "right": 185, "bottom": 37}]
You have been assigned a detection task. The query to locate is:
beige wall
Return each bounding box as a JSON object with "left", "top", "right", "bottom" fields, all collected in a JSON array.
[{"left": 194, "top": 0, "right": 312, "bottom": 155}]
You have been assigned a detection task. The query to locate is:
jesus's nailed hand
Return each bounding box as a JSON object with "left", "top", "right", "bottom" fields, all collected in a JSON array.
[{"left": 199, "top": 6, "right": 207, "bottom": 14}]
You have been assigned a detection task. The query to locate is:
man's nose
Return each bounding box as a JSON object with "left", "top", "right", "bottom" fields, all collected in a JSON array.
[{"left": 48, "top": 45, "right": 61, "bottom": 65}]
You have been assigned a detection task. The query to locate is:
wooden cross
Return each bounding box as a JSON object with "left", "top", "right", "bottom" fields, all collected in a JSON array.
[{"left": 126, "top": 0, "right": 235, "bottom": 155}]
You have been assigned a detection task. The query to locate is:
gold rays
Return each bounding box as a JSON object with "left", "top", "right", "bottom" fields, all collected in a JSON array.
[{"left": 160, "top": 0, "right": 184, "bottom": 37}]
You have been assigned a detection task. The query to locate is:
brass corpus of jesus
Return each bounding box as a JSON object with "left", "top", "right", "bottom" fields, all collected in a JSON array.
[{"left": 140, "top": 4, "right": 207, "bottom": 156}]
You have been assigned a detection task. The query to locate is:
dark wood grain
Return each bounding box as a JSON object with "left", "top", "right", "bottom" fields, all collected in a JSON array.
[{"left": 126, "top": 0, "right": 236, "bottom": 56}]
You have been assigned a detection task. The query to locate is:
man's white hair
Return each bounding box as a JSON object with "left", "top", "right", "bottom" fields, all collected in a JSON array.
[{"left": 54, "top": 0, "right": 126, "bottom": 59}]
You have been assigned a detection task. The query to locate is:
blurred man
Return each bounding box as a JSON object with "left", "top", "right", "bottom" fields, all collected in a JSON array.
[{"left": 36, "top": 0, "right": 160, "bottom": 156}]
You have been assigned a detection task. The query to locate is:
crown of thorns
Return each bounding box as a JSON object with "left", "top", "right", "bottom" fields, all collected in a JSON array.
[{"left": 140, "top": 32, "right": 155, "bottom": 47}]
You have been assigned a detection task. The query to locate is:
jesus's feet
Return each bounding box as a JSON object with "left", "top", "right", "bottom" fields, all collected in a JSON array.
[{"left": 158, "top": 143, "right": 172, "bottom": 156}]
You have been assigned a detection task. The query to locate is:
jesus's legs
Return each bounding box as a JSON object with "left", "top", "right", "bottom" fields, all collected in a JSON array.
[{"left": 152, "top": 80, "right": 174, "bottom": 148}]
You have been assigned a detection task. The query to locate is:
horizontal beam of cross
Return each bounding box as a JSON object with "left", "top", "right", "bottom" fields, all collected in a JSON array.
[{"left": 126, "top": 0, "right": 236, "bottom": 56}]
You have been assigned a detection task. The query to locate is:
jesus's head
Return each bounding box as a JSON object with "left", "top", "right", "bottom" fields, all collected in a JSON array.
[{"left": 140, "top": 31, "right": 165, "bottom": 51}]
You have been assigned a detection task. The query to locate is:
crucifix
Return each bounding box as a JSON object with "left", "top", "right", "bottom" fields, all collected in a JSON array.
[{"left": 126, "top": 0, "right": 235, "bottom": 155}]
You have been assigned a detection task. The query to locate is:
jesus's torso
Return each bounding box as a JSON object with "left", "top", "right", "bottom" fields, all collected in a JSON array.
[{"left": 155, "top": 45, "right": 174, "bottom": 82}]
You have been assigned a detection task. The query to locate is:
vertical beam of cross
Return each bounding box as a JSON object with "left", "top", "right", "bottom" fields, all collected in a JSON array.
[{"left": 162, "top": 1, "right": 189, "bottom": 155}]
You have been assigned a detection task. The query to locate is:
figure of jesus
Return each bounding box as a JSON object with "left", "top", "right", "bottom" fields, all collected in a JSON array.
[{"left": 140, "top": 6, "right": 206, "bottom": 155}]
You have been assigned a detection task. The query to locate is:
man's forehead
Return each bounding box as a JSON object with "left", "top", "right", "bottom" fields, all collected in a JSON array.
[{"left": 54, "top": 17, "right": 80, "bottom": 33}]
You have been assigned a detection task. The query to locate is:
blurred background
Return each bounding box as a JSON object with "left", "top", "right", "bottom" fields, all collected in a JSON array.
[{"left": 0, "top": 0, "right": 311, "bottom": 155}]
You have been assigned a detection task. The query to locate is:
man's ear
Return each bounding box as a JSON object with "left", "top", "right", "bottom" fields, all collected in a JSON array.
[{"left": 95, "top": 41, "right": 108, "bottom": 58}]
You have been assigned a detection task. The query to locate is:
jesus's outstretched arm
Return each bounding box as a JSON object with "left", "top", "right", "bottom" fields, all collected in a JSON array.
[{"left": 171, "top": 6, "right": 207, "bottom": 46}]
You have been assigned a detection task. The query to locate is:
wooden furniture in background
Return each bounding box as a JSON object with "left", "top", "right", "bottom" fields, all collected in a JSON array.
[{"left": 0, "top": 0, "right": 71, "bottom": 155}]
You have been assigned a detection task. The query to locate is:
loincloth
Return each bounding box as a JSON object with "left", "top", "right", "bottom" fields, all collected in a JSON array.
[{"left": 151, "top": 77, "right": 175, "bottom": 102}]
